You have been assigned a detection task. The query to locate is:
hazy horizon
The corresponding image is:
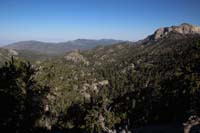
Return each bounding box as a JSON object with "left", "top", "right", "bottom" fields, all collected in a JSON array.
[
  {"left": 0, "top": 0, "right": 200, "bottom": 44},
  {"left": 0, "top": 38, "right": 128, "bottom": 46}
]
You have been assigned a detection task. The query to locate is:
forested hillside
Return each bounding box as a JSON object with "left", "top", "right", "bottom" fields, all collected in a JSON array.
[{"left": 0, "top": 26, "right": 200, "bottom": 132}]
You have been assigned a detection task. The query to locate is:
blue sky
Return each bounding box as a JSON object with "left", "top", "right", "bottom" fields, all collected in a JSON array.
[{"left": 0, "top": 0, "right": 200, "bottom": 44}]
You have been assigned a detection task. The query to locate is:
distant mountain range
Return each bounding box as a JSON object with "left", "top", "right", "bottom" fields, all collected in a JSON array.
[
  {"left": 1, "top": 23, "right": 200, "bottom": 63},
  {"left": 3, "top": 23, "right": 200, "bottom": 56},
  {"left": 2, "top": 39, "right": 124, "bottom": 55}
]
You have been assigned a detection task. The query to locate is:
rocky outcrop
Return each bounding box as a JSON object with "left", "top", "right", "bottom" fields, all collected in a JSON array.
[
  {"left": 146, "top": 23, "right": 200, "bottom": 41},
  {"left": 64, "top": 49, "right": 89, "bottom": 65},
  {"left": 8, "top": 49, "right": 18, "bottom": 56}
]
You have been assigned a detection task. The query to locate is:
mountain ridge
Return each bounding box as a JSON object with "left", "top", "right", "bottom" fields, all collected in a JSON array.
[{"left": 2, "top": 39, "right": 124, "bottom": 55}]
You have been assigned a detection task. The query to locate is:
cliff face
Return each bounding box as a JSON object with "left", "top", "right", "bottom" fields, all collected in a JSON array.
[{"left": 147, "top": 23, "right": 200, "bottom": 41}]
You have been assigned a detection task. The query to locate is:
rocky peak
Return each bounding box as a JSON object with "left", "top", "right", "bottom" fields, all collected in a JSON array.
[{"left": 147, "top": 23, "right": 200, "bottom": 41}]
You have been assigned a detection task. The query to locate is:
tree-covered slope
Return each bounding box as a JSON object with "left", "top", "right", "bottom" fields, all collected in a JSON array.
[
  {"left": 0, "top": 24, "right": 200, "bottom": 132},
  {"left": 33, "top": 32, "right": 200, "bottom": 132}
]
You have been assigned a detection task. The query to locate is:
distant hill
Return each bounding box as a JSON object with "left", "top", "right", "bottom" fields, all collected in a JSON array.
[{"left": 3, "top": 39, "right": 124, "bottom": 56}]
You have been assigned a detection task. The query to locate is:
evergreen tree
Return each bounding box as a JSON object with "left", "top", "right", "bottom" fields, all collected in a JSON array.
[{"left": 0, "top": 57, "right": 50, "bottom": 132}]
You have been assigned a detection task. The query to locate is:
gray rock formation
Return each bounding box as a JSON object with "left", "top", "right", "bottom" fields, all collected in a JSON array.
[
  {"left": 64, "top": 49, "right": 89, "bottom": 65},
  {"left": 147, "top": 23, "right": 200, "bottom": 41}
]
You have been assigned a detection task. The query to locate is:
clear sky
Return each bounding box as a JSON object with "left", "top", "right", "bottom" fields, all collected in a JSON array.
[{"left": 0, "top": 0, "right": 200, "bottom": 44}]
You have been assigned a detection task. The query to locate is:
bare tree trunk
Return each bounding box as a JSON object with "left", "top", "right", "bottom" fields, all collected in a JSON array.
[{"left": 183, "top": 115, "right": 200, "bottom": 133}]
